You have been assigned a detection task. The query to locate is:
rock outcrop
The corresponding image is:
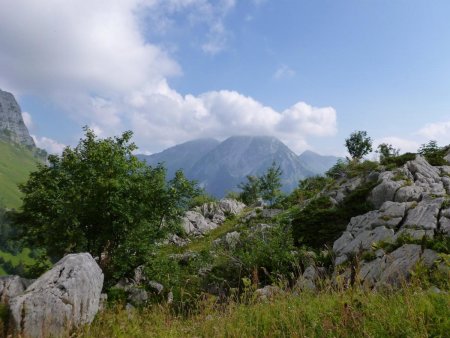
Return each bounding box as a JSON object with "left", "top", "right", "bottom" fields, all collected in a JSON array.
[
  {"left": 0, "top": 89, "right": 35, "bottom": 147},
  {"left": 332, "top": 155, "right": 449, "bottom": 287},
  {"left": 182, "top": 199, "right": 245, "bottom": 236},
  {"left": 9, "top": 253, "right": 103, "bottom": 338}
]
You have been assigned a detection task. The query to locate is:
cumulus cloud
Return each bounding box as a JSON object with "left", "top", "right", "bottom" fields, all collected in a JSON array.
[
  {"left": 32, "top": 136, "right": 66, "bottom": 154},
  {"left": 0, "top": 0, "right": 337, "bottom": 155},
  {"left": 374, "top": 136, "right": 420, "bottom": 154},
  {"left": 418, "top": 121, "right": 450, "bottom": 144}
]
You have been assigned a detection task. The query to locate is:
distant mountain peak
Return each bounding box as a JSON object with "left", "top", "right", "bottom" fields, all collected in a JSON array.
[{"left": 0, "top": 89, "right": 35, "bottom": 147}]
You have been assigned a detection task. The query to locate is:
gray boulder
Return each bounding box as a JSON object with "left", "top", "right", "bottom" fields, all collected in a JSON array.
[
  {"left": 182, "top": 210, "right": 218, "bottom": 236},
  {"left": 402, "top": 198, "right": 443, "bottom": 230},
  {"left": 9, "top": 253, "right": 103, "bottom": 338},
  {"left": 0, "top": 276, "right": 33, "bottom": 305},
  {"left": 377, "top": 244, "right": 438, "bottom": 288}
]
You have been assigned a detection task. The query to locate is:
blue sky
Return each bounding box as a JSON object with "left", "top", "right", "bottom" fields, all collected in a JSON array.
[{"left": 1, "top": 0, "right": 450, "bottom": 156}]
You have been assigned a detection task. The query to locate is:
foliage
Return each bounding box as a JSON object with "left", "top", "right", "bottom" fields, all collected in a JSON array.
[
  {"left": 14, "top": 127, "right": 199, "bottom": 281},
  {"left": 188, "top": 192, "right": 217, "bottom": 209},
  {"left": 238, "top": 175, "right": 261, "bottom": 205},
  {"left": 208, "top": 224, "right": 298, "bottom": 290},
  {"left": 259, "top": 162, "right": 283, "bottom": 206},
  {"left": 345, "top": 130, "right": 373, "bottom": 161},
  {"left": 291, "top": 181, "right": 377, "bottom": 248},
  {"left": 376, "top": 143, "right": 400, "bottom": 162},
  {"left": 285, "top": 176, "right": 332, "bottom": 206},
  {"left": 418, "top": 140, "right": 448, "bottom": 166},
  {"left": 325, "top": 159, "right": 348, "bottom": 179},
  {"left": 238, "top": 162, "right": 283, "bottom": 206},
  {"left": 79, "top": 288, "right": 450, "bottom": 338},
  {"left": 381, "top": 152, "right": 417, "bottom": 169}
]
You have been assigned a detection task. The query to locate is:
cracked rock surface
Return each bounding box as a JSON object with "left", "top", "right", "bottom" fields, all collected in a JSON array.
[
  {"left": 333, "top": 156, "right": 449, "bottom": 287},
  {"left": 9, "top": 253, "right": 103, "bottom": 338}
]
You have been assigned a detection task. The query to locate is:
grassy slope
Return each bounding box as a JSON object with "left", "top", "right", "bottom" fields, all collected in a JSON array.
[
  {"left": 79, "top": 288, "right": 450, "bottom": 337},
  {"left": 0, "top": 141, "right": 40, "bottom": 275},
  {"left": 0, "top": 140, "right": 40, "bottom": 209}
]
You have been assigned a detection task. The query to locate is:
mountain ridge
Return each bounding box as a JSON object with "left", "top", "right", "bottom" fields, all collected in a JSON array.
[{"left": 138, "top": 136, "right": 340, "bottom": 197}]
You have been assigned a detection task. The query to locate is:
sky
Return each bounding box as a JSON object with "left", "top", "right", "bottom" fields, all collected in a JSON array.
[{"left": 1, "top": 0, "right": 450, "bottom": 156}]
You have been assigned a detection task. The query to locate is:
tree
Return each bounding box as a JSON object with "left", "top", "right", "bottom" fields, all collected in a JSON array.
[
  {"left": 260, "top": 162, "right": 283, "bottom": 206},
  {"left": 376, "top": 143, "right": 400, "bottom": 162},
  {"left": 14, "top": 127, "right": 199, "bottom": 280},
  {"left": 238, "top": 175, "right": 261, "bottom": 205},
  {"left": 238, "top": 162, "right": 283, "bottom": 206},
  {"left": 345, "top": 130, "right": 373, "bottom": 161}
]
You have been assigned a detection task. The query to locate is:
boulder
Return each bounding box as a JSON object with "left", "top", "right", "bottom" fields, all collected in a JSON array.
[
  {"left": 0, "top": 276, "right": 33, "bottom": 305},
  {"left": 369, "top": 172, "right": 402, "bottom": 208},
  {"left": 402, "top": 198, "right": 443, "bottom": 230},
  {"left": 182, "top": 210, "right": 217, "bottom": 236},
  {"left": 377, "top": 244, "right": 438, "bottom": 288},
  {"left": 254, "top": 285, "right": 282, "bottom": 301},
  {"left": 9, "top": 253, "right": 103, "bottom": 338}
]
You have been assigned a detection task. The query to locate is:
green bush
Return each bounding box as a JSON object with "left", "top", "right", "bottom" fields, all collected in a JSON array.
[
  {"left": 418, "top": 141, "right": 448, "bottom": 166},
  {"left": 292, "top": 181, "right": 376, "bottom": 248},
  {"left": 382, "top": 152, "right": 417, "bottom": 169}
]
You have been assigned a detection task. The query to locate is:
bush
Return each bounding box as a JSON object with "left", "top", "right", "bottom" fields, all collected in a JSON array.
[
  {"left": 292, "top": 181, "right": 377, "bottom": 248},
  {"left": 418, "top": 141, "right": 448, "bottom": 166},
  {"left": 381, "top": 152, "right": 417, "bottom": 168}
]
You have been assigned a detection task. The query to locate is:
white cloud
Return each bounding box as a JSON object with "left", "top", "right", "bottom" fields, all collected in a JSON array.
[
  {"left": 273, "top": 65, "right": 296, "bottom": 80},
  {"left": 0, "top": 0, "right": 337, "bottom": 155},
  {"left": 375, "top": 137, "right": 420, "bottom": 154},
  {"left": 32, "top": 135, "right": 66, "bottom": 154},
  {"left": 22, "top": 112, "right": 33, "bottom": 130},
  {"left": 418, "top": 121, "right": 450, "bottom": 144}
]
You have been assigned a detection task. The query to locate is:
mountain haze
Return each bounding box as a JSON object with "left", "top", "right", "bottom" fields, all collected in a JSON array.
[
  {"left": 298, "top": 150, "right": 342, "bottom": 176},
  {"left": 139, "top": 136, "right": 338, "bottom": 197}
]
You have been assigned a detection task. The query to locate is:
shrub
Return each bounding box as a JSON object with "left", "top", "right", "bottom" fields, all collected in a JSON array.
[
  {"left": 381, "top": 152, "right": 416, "bottom": 168},
  {"left": 291, "top": 181, "right": 377, "bottom": 248},
  {"left": 418, "top": 141, "right": 447, "bottom": 166}
]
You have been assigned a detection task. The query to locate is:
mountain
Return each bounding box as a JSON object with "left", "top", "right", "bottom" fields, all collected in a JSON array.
[
  {"left": 189, "top": 136, "right": 313, "bottom": 196},
  {"left": 137, "top": 138, "right": 220, "bottom": 178},
  {"left": 298, "top": 150, "right": 342, "bottom": 176},
  {"left": 0, "top": 89, "right": 35, "bottom": 147},
  {"left": 139, "top": 136, "right": 343, "bottom": 197},
  {"left": 0, "top": 89, "right": 46, "bottom": 208}
]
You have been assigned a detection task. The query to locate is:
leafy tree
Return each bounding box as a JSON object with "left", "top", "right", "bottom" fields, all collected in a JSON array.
[
  {"left": 345, "top": 130, "right": 373, "bottom": 161},
  {"left": 14, "top": 127, "right": 199, "bottom": 280},
  {"left": 238, "top": 162, "right": 283, "bottom": 206},
  {"left": 260, "top": 162, "right": 283, "bottom": 206},
  {"left": 377, "top": 143, "right": 400, "bottom": 162},
  {"left": 418, "top": 140, "right": 447, "bottom": 166},
  {"left": 238, "top": 175, "right": 261, "bottom": 205}
]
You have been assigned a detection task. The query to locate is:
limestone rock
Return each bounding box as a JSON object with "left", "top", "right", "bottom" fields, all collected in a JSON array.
[
  {"left": 182, "top": 210, "right": 217, "bottom": 236},
  {"left": 0, "top": 276, "right": 33, "bottom": 305},
  {"left": 0, "top": 89, "right": 35, "bottom": 147},
  {"left": 402, "top": 198, "right": 443, "bottom": 230},
  {"left": 9, "top": 253, "right": 103, "bottom": 338},
  {"left": 377, "top": 244, "right": 438, "bottom": 288},
  {"left": 254, "top": 285, "right": 282, "bottom": 301}
]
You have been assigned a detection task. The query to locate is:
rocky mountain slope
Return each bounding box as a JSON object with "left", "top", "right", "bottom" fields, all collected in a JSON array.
[
  {"left": 0, "top": 89, "right": 35, "bottom": 148},
  {"left": 139, "top": 136, "right": 338, "bottom": 197}
]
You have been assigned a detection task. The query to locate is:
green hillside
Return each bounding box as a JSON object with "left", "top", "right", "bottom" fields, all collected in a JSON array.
[{"left": 0, "top": 140, "right": 41, "bottom": 209}]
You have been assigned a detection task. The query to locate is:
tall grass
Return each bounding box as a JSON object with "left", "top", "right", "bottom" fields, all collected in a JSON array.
[{"left": 78, "top": 287, "right": 450, "bottom": 338}]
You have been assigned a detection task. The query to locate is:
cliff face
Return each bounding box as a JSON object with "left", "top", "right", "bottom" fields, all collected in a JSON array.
[{"left": 0, "top": 89, "right": 35, "bottom": 147}]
